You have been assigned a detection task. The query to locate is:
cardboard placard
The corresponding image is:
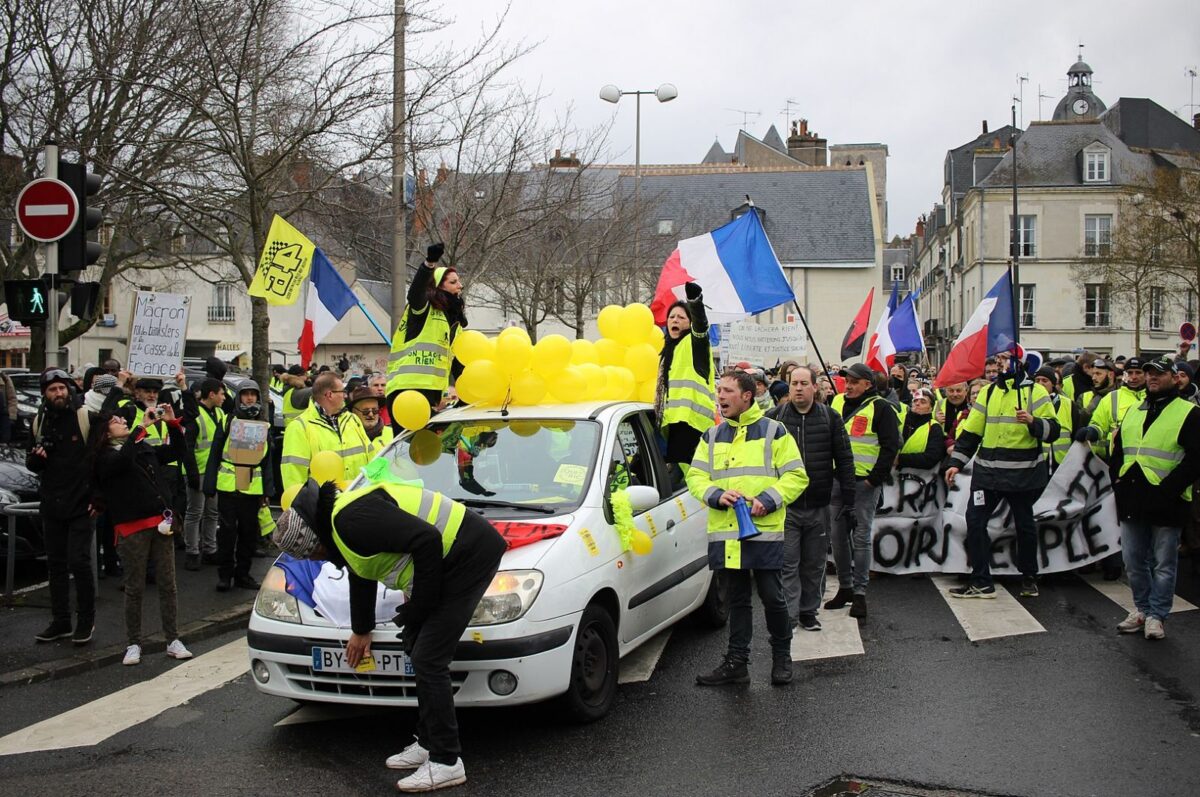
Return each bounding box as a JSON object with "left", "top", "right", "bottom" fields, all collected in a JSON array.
[
  {"left": 225, "top": 418, "right": 270, "bottom": 490},
  {"left": 127, "top": 291, "right": 190, "bottom": 377}
]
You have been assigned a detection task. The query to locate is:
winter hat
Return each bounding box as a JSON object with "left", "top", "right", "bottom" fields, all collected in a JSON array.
[
  {"left": 204, "top": 356, "right": 228, "bottom": 381},
  {"left": 272, "top": 509, "right": 320, "bottom": 559},
  {"left": 1176, "top": 361, "right": 1195, "bottom": 380},
  {"left": 768, "top": 381, "right": 789, "bottom": 403},
  {"left": 1034, "top": 366, "right": 1059, "bottom": 385},
  {"left": 91, "top": 374, "right": 118, "bottom": 394}
]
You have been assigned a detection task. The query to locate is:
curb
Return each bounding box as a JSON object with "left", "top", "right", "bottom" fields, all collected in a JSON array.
[{"left": 0, "top": 600, "right": 255, "bottom": 690}]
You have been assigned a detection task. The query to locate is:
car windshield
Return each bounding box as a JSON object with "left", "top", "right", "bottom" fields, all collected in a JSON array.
[{"left": 363, "top": 418, "right": 601, "bottom": 513}]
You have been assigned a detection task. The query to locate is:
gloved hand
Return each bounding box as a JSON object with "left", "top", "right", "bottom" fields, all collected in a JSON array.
[
  {"left": 684, "top": 282, "right": 702, "bottom": 301},
  {"left": 1073, "top": 426, "right": 1100, "bottom": 443},
  {"left": 400, "top": 623, "right": 420, "bottom": 657},
  {"left": 839, "top": 506, "right": 857, "bottom": 531},
  {"left": 426, "top": 242, "right": 445, "bottom": 264},
  {"left": 391, "top": 604, "right": 410, "bottom": 629}
]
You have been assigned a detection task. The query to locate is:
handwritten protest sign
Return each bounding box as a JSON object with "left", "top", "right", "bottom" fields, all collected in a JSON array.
[
  {"left": 862, "top": 443, "right": 1120, "bottom": 574},
  {"left": 722, "top": 320, "right": 807, "bottom": 364},
  {"left": 127, "top": 291, "right": 190, "bottom": 377}
]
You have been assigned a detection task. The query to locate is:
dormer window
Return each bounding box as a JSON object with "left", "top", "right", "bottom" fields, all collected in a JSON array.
[{"left": 1084, "top": 147, "right": 1109, "bottom": 182}]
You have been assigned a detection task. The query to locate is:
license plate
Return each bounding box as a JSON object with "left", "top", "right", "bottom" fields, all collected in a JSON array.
[{"left": 311, "top": 646, "right": 414, "bottom": 676}]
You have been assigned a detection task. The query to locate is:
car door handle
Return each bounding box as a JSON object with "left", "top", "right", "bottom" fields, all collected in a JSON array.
[{"left": 665, "top": 520, "right": 676, "bottom": 531}]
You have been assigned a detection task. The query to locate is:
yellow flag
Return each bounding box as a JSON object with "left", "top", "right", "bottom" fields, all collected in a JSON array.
[{"left": 248, "top": 215, "right": 315, "bottom": 306}]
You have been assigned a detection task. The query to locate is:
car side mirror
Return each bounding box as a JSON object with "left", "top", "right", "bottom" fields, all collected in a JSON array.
[{"left": 624, "top": 485, "right": 660, "bottom": 514}]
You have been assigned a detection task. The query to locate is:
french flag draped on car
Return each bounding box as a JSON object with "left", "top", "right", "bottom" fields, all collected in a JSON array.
[
  {"left": 298, "top": 248, "right": 358, "bottom": 368},
  {"left": 650, "top": 208, "right": 795, "bottom": 324},
  {"left": 934, "top": 271, "right": 1019, "bottom": 388}
]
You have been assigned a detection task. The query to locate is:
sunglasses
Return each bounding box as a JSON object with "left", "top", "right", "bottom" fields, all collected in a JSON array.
[{"left": 355, "top": 407, "right": 380, "bottom": 417}]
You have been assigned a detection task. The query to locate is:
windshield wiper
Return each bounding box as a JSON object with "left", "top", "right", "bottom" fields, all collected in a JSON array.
[{"left": 459, "top": 498, "right": 557, "bottom": 515}]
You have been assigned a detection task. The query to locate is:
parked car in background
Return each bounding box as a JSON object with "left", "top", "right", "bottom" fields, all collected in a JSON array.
[{"left": 0, "top": 444, "right": 43, "bottom": 559}]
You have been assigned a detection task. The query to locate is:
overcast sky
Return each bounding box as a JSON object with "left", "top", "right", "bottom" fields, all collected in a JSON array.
[{"left": 422, "top": 0, "right": 1199, "bottom": 240}]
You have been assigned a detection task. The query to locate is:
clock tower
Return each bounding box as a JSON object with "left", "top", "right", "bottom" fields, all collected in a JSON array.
[{"left": 1051, "top": 57, "right": 1106, "bottom": 121}]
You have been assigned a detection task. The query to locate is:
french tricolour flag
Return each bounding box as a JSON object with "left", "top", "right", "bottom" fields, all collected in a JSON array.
[
  {"left": 864, "top": 281, "right": 899, "bottom": 372},
  {"left": 650, "top": 209, "right": 795, "bottom": 324},
  {"left": 934, "top": 271, "right": 1018, "bottom": 388},
  {"left": 298, "top": 248, "right": 358, "bottom": 368}
]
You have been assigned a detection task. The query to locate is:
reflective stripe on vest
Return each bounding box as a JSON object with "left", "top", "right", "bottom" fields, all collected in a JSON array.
[
  {"left": 662, "top": 334, "right": 716, "bottom": 434},
  {"left": 900, "top": 419, "right": 932, "bottom": 456},
  {"left": 386, "top": 308, "right": 452, "bottom": 394},
  {"left": 1118, "top": 397, "right": 1195, "bottom": 500},
  {"left": 703, "top": 417, "right": 799, "bottom": 540},
  {"left": 1046, "top": 394, "right": 1074, "bottom": 466},
  {"left": 194, "top": 407, "right": 226, "bottom": 473},
  {"left": 330, "top": 482, "right": 465, "bottom": 593}
]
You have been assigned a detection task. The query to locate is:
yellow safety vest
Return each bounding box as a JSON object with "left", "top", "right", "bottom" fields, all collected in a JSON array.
[
  {"left": 1118, "top": 397, "right": 1195, "bottom": 500},
  {"left": 330, "top": 482, "right": 464, "bottom": 594},
  {"left": 957, "top": 382, "right": 1056, "bottom": 474},
  {"left": 386, "top": 306, "right": 452, "bottom": 394},
  {"left": 1087, "top": 385, "right": 1145, "bottom": 456},
  {"left": 194, "top": 406, "right": 226, "bottom": 474},
  {"left": 1046, "top": 394, "right": 1074, "bottom": 466},
  {"left": 280, "top": 404, "right": 374, "bottom": 491},
  {"left": 662, "top": 334, "right": 716, "bottom": 433},
  {"left": 368, "top": 426, "right": 395, "bottom": 454},
  {"left": 215, "top": 419, "right": 265, "bottom": 496},
  {"left": 839, "top": 395, "right": 883, "bottom": 478},
  {"left": 899, "top": 418, "right": 933, "bottom": 456},
  {"left": 282, "top": 388, "right": 305, "bottom": 426}
]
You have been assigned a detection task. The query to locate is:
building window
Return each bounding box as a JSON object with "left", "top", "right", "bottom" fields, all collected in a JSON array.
[
  {"left": 1085, "top": 283, "right": 1110, "bottom": 327},
  {"left": 656, "top": 219, "right": 674, "bottom": 236},
  {"left": 209, "top": 283, "right": 235, "bottom": 323},
  {"left": 1084, "top": 214, "right": 1112, "bottom": 257},
  {"left": 1188, "top": 292, "right": 1197, "bottom": 322},
  {"left": 890, "top": 264, "right": 905, "bottom": 283},
  {"left": 170, "top": 234, "right": 186, "bottom": 254},
  {"left": 1149, "top": 287, "right": 1165, "bottom": 331},
  {"left": 1084, "top": 151, "right": 1109, "bottom": 182},
  {"left": 1009, "top": 215, "right": 1036, "bottom": 258},
  {"left": 1019, "top": 284, "right": 1035, "bottom": 328}
]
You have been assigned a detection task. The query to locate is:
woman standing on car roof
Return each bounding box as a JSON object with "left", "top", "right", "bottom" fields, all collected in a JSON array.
[
  {"left": 386, "top": 243, "right": 467, "bottom": 419},
  {"left": 656, "top": 282, "right": 716, "bottom": 475}
]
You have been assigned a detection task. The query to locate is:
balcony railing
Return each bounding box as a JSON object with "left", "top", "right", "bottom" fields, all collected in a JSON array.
[{"left": 208, "top": 306, "right": 236, "bottom": 323}]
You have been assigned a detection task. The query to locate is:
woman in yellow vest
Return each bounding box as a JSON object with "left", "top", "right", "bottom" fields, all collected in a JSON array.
[
  {"left": 896, "top": 388, "right": 946, "bottom": 470},
  {"left": 272, "top": 479, "right": 506, "bottom": 793},
  {"left": 655, "top": 282, "right": 716, "bottom": 476},
  {"left": 386, "top": 243, "right": 467, "bottom": 416}
]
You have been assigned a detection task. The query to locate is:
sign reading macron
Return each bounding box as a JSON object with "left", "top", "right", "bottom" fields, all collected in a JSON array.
[
  {"left": 127, "top": 291, "right": 190, "bottom": 377},
  {"left": 722, "top": 320, "right": 807, "bottom": 364}
]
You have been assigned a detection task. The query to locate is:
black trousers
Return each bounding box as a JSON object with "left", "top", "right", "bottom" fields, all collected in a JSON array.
[
  {"left": 44, "top": 514, "right": 95, "bottom": 623},
  {"left": 409, "top": 515, "right": 506, "bottom": 764},
  {"left": 965, "top": 487, "right": 1039, "bottom": 588},
  {"left": 216, "top": 491, "right": 260, "bottom": 581}
]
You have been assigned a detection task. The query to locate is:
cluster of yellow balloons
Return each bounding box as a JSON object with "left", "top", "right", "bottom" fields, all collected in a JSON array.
[{"left": 452, "top": 303, "right": 664, "bottom": 406}]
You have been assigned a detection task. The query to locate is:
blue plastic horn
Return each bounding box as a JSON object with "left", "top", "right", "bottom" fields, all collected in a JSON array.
[{"left": 733, "top": 498, "right": 760, "bottom": 540}]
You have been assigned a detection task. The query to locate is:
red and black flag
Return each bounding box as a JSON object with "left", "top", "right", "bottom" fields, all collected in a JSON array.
[{"left": 840, "top": 287, "right": 874, "bottom": 360}]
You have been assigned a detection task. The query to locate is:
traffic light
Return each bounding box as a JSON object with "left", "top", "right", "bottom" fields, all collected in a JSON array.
[
  {"left": 57, "top": 159, "right": 102, "bottom": 278},
  {"left": 71, "top": 281, "right": 102, "bottom": 318},
  {"left": 3, "top": 279, "right": 50, "bottom": 324}
]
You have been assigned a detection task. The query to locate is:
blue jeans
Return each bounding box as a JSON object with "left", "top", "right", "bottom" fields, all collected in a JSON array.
[{"left": 1120, "top": 520, "right": 1181, "bottom": 621}]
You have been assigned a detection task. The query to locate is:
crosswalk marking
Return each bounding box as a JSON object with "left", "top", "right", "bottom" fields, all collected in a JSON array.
[
  {"left": 930, "top": 576, "right": 1045, "bottom": 641},
  {"left": 1080, "top": 572, "right": 1198, "bottom": 616},
  {"left": 791, "top": 581, "right": 864, "bottom": 662},
  {"left": 619, "top": 629, "right": 672, "bottom": 683},
  {"left": 0, "top": 639, "right": 248, "bottom": 756}
]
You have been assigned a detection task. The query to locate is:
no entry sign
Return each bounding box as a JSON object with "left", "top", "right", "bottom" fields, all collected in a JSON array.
[{"left": 15, "top": 178, "right": 78, "bottom": 243}]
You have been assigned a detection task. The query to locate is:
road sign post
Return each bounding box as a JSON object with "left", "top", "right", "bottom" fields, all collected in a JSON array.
[{"left": 44, "top": 142, "right": 60, "bottom": 368}]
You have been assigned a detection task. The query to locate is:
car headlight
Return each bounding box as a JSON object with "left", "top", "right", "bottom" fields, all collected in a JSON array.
[
  {"left": 254, "top": 565, "right": 302, "bottom": 624},
  {"left": 470, "top": 570, "right": 543, "bottom": 626}
]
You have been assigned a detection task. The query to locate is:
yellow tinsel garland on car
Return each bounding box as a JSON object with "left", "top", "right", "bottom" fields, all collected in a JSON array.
[{"left": 610, "top": 489, "right": 652, "bottom": 556}]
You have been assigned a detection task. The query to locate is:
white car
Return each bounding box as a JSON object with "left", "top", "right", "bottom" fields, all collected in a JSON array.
[{"left": 246, "top": 400, "right": 727, "bottom": 721}]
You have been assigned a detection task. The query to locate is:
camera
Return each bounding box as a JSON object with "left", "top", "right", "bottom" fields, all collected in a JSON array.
[{"left": 151, "top": 406, "right": 168, "bottom": 420}]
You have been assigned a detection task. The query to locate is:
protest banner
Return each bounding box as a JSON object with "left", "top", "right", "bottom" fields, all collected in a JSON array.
[
  {"left": 868, "top": 443, "right": 1120, "bottom": 574},
  {"left": 722, "top": 319, "right": 807, "bottom": 364},
  {"left": 127, "top": 290, "right": 190, "bottom": 377}
]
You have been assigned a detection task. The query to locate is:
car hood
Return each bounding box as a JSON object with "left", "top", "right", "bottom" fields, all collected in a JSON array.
[{"left": 0, "top": 451, "right": 39, "bottom": 493}]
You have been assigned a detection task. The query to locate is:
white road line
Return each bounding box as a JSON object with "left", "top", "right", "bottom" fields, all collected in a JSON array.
[
  {"left": 791, "top": 580, "right": 864, "bottom": 661},
  {"left": 930, "top": 576, "right": 1045, "bottom": 642},
  {"left": 1080, "top": 572, "right": 1197, "bottom": 615},
  {"left": 0, "top": 639, "right": 248, "bottom": 756},
  {"left": 618, "top": 629, "right": 671, "bottom": 684},
  {"left": 12, "top": 580, "right": 50, "bottom": 595}
]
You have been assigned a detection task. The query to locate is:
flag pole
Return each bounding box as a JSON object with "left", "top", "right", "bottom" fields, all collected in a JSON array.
[
  {"left": 791, "top": 299, "right": 837, "bottom": 393},
  {"left": 357, "top": 300, "right": 392, "bottom": 345}
]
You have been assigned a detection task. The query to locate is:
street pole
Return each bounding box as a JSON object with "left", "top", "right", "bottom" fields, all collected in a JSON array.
[
  {"left": 390, "top": 0, "right": 406, "bottom": 335},
  {"left": 44, "top": 140, "right": 60, "bottom": 368},
  {"left": 634, "top": 90, "right": 641, "bottom": 268},
  {"left": 1010, "top": 101, "right": 1021, "bottom": 351}
]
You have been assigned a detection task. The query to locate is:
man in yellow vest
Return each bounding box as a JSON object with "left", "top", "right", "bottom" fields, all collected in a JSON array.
[
  {"left": 281, "top": 372, "right": 373, "bottom": 490},
  {"left": 272, "top": 479, "right": 505, "bottom": 792},
  {"left": 1110, "top": 355, "right": 1200, "bottom": 640},
  {"left": 945, "top": 360, "right": 1059, "bottom": 599},
  {"left": 1078, "top": 357, "right": 1146, "bottom": 452},
  {"left": 1077, "top": 357, "right": 1117, "bottom": 423},
  {"left": 687, "top": 371, "right": 808, "bottom": 686},
  {"left": 825, "top": 363, "right": 900, "bottom": 620},
  {"left": 1033, "top": 366, "right": 1077, "bottom": 471},
  {"left": 183, "top": 378, "right": 227, "bottom": 570}
]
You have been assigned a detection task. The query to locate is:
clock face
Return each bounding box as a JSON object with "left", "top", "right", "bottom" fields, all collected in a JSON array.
[{"left": 1073, "top": 98, "right": 1090, "bottom": 115}]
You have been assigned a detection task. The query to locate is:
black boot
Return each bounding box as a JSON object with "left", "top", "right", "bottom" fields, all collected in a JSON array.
[
  {"left": 696, "top": 655, "right": 749, "bottom": 686},
  {"left": 771, "top": 655, "right": 793, "bottom": 686},
  {"left": 824, "top": 588, "right": 853, "bottom": 610},
  {"left": 849, "top": 594, "right": 867, "bottom": 619}
]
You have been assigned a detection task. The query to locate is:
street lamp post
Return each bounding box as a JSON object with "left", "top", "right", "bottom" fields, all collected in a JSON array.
[{"left": 600, "top": 83, "right": 677, "bottom": 265}]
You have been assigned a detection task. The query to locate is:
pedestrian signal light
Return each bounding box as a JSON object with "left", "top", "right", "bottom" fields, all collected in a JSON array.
[{"left": 4, "top": 279, "right": 50, "bottom": 324}]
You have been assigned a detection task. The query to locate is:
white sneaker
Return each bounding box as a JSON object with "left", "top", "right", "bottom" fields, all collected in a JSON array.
[
  {"left": 1116, "top": 610, "right": 1145, "bottom": 634},
  {"left": 1144, "top": 616, "right": 1165, "bottom": 640},
  {"left": 386, "top": 740, "right": 430, "bottom": 770},
  {"left": 123, "top": 644, "right": 142, "bottom": 666},
  {"left": 166, "top": 639, "right": 193, "bottom": 660},
  {"left": 397, "top": 759, "right": 467, "bottom": 792}
]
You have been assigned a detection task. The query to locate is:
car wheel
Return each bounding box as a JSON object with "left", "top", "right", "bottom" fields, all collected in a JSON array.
[
  {"left": 557, "top": 603, "right": 618, "bottom": 723},
  {"left": 696, "top": 571, "right": 729, "bottom": 628}
]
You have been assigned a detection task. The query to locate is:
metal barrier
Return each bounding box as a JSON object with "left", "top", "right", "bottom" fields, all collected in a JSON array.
[{"left": 3, "top": 501, "right": 41, "bottom": 600}]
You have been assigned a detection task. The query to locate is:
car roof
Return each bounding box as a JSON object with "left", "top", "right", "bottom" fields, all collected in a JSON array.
[{"left": 433, "top": 400, "right": 653, "bottom": 423}]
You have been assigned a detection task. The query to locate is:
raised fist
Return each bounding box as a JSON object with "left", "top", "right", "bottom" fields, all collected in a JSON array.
[
  {"left": 426, "top": 243, "right": 445, "bottom": 264},
  {"left": 684, "top": 282, "right": 702, "bottom": 301}
]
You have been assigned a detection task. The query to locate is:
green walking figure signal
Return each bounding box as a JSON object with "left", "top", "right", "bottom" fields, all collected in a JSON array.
[{"left": 29, "top": 287, "right": 45, "bottom": 315}]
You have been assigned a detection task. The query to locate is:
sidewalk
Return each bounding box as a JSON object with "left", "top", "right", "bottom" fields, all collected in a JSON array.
[{"left": 0, "top": 545, "right": 276, "bottom": 689}]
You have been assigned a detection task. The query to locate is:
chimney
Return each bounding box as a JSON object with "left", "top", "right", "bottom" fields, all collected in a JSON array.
[
  {"left": 1194, "top": 112, "right": 1200, "bottom": 131},
  {"left": 548, "top": 149, "right": 581, "bottom": 169},
  {"left": 982, "top": 120, "right": 989, "bottom": 135},
  {"left": 786, "top": 117, "right": 827, "bottom": 167},
  {"left": 915, "top": 215, "right": 926, "bottom": 238},
  {"left": 435, "top": 165, "right": 449, "bottom": 184}
]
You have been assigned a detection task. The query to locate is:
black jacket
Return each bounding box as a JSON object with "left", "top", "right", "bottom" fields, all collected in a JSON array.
[
  {"left": 26, "top": 403, "right": 91, "bottom": 520},
  {"left": 766, "top": 400, "right": 854, "bottom": 508},
  {"left": 92, "top": 423, "right": 184, "bottom": 525},
  {"left": 1110, "top": 387, "right": 1200, "bottom": 528},
  {"left": 897, "top": 413, "right": 946, "bottom": 470},
  {"left": 840, "top": 388, "right": 901, "bottom": 487}
]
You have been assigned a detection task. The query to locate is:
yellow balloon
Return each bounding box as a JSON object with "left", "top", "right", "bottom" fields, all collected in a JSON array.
[
  {"left": 594, "top": 338, "right": 626, "bottom": 367},
  {"left": 280, "top": 484, "right": 302, "bottom": 511},
  {"left": 631, "top": 529, "right": 653, "bottom": 555},
  {"left": 454, "top": 370, "right": 484, "bottom": 405},
  {"left": 602, "top": 366, "right": 636, "bottom": 400},
  {"left": 644, "top": 324, "right": 665, "bottom": 352},
  {"left": 623, "top": 343, "right": 659, "bottom": 382},
  {"left": 532, "top": 334, "right": 572, "bottom": 379},
  {"left": 636, "top": 379, "right": 656, "bottom": 403},
  {"left": 310, "top": 450, "right": 343, "bottom": 484},
  {"left": 597, "top": 304, "right": 624, "bottom": 340},
  {"left": 510, "top": 370, "right": 547, "bottom": 406},
  {"left": 391, "top": 390, "right": 432, "bottom": 432},
  {"left": 622, "top": 303, "right": 655, "bottom": 331},
  {"left": 550, "top": 365, "right": 587, "bottom": 403},
  {"left": 578, "top": 362, "right": 606, "bottom": 397},
  {"left": 509, "top": 420, "right": 540, "bottom": 437},
  {"left": 452, "top": 329, "right": 493, "bottom": 365},
  {"left": 409, "top": 429, "right": 442, "bottom": 465},
  {"left": 570, "top": 338, "right": 598, "bottom": 365},
  {"left": 460, "top": 360, "right": 507, "bottom": 404},
  {"left": 496, "top": 328, "right": 533, "bottom": 375}
]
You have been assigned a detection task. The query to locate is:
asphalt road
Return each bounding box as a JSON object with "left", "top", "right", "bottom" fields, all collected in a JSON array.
[{"left": 2, "top": 571, "right": 1198, "bottom": 797}]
